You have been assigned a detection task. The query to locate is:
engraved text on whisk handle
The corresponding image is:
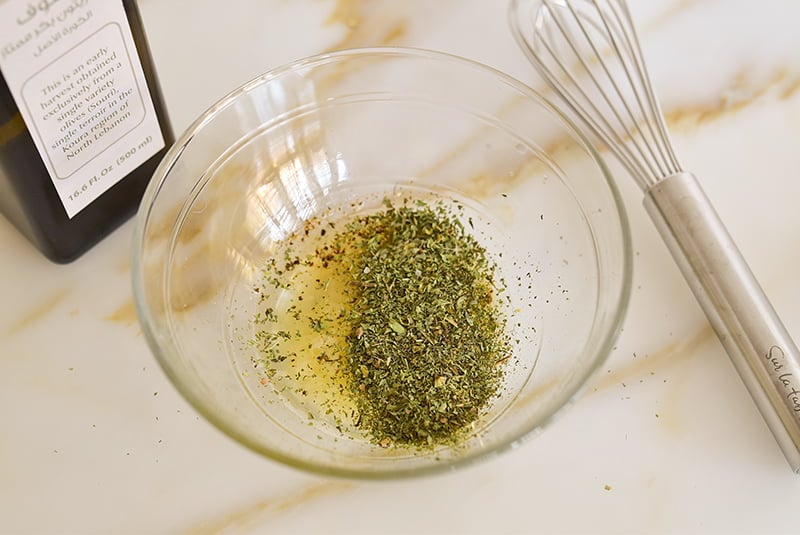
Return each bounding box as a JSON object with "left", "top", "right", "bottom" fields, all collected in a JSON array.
[
  {"left": 767, "top": 346, "right": 800, "bottom": 412},
  {"left": 643, "top": 172, "right": 800, "bottom": 473}
]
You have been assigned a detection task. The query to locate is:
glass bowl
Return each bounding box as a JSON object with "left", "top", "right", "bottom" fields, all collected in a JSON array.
[{"left": 132, "top": 47, "right": 632, "bottom": 479}]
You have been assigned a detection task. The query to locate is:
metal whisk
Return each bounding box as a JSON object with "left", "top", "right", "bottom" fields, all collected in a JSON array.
[{"left": 510, "top": 0, "right": 800, "bottom": 472}]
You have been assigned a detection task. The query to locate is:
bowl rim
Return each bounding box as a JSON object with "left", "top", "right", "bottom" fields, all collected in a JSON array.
[{"left": 131, "top": 45, "right": 633, "bottom": 480}]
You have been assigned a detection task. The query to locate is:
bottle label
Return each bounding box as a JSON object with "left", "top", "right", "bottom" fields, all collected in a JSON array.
[{"left": 0, "top": 0, "right": 165, "bottom": 218}]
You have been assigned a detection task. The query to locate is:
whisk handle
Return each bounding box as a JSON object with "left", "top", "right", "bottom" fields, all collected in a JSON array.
[{"left": 644, "top": 172, "right": 800, "bottom": 473}]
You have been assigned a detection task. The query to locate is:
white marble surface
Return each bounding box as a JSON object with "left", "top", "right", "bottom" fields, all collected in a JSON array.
[{"left": 2, "top": 0, "right": 800, "bottom": 533}]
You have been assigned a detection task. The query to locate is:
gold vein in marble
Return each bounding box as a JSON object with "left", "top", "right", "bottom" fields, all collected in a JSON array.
[
  {"left": 508, "top": 326, "right": 714, "bottom": 428},
  {"left": 324, "top": 0, "right": 407, "bottom": 52},
  {"left": 461, "top": 137, "right": 579, "bottom": 199},
  {"left": 590, "top": 324, "right": 715, "bottom": 394},
  {"left": 417, "top": 64, "right": 800, "bottom": 203},
  {"left": 665, "top": 68, "right": 800, "bottom": 128},
  {"left": 184, "top": 480, "right": 354, "bottom": 535},
  {"left": 640, "top": 0, "right": 698, "bottom": 33},
  {"left": 3, "top": 289, "right": 69, "bottom": 337},
  {"left": 780, "top": 77, "right": 800, "bottom": 101},
  {"left": 654, "top": 354, "right": 695, "bottom": 436},
  {"left": 117, "top": 253, "right": 132, "bottom": 274},
  {"left": 504, "top": 375, "right": 560, "bottom": 420},
  {"left": 105, "top": 299, "right": 139, "bottom": 328},
  {"left": 581, "top": 325, "right": 716, "bottom": 439},
  {"left": 413, "top": 92, "right": 580, "bottom": 201}
]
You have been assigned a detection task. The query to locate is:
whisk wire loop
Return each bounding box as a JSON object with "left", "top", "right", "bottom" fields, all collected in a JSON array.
[
  {"left": 610, "top": 0, "right": 682, "bottom": 174},
  {"left": 534, "top": 9, "right": 649, "bottom": 182},
  {"left": 541, "top": 0, "right": 659, "bottom": 184},
  {"left": 528, "top": 0, "right": 684, "bottom": 188},
  {"left": 587, "top": 0, "right": 674, "bottom": 180}
]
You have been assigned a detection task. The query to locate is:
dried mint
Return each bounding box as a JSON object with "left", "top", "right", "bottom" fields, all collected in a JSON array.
[{"left": 251, "top": 197, "right": 511, "bottom": 449}]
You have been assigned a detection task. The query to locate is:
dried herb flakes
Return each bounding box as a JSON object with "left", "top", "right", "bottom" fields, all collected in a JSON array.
[{"left": 251, "top": 197, "right": 511, "bottom": 449}]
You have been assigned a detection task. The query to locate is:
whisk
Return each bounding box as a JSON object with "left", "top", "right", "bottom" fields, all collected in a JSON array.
[{"left": 510, "top": 0, "right": 800, "bottom": 472}]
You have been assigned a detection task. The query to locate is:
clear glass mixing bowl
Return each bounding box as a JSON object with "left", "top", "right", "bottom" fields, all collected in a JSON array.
[{"left": 131, "top": 47, "right": 632, "bottom": 478}]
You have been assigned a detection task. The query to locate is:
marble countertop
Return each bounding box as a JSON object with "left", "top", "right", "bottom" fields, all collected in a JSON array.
[{"left": 2, "top": 0, "right": 800, "bottom": 533}]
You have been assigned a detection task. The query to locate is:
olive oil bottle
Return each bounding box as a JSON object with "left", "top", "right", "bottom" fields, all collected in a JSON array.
[{"left": 0, "top": 0, "right": 173, "bottom": 263}]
